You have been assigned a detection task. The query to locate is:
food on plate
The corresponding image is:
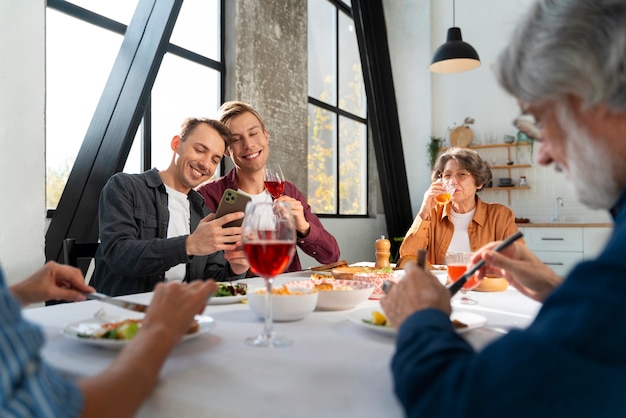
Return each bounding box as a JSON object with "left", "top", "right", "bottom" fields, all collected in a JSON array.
[
  {"left": 397, "top": 256, "right": 446, "bottom": 270},
  {"left": 451, "top": 319, "right": 468, "bottom": 329},
  {"left": 362, "top": 310, "right": 391, "bottom": 327},
  {"left": 475, "top": 276, "right": 509, "bottom": 292},
  {"left": 78, "top": 318, "right": 199, "bottom": 340},
  {"left": 310, "top": 260, "right": 348, "bottom": 271},
  {"left": 255, "top": 285, "right": 312, "bottom": 296},
  {"left": 427, "top": 262, "right": 446, "bottom": 271},
  {"left": 215, "top": 282, "right": 247, "bottom": 297},
  {"left": 331, "top": 265, "right": 393, "bottom": 280},
  {"left": 314, "top": 282, "right": 334, "bottom": 291},
  {"left": 313, "top": 282, "right": 353, "bottom": 292},
  {"left": 310, "top": 273, "right": 334, "bottom": 280},
  {"left": 363, "top": 311, "right": 468, "bottom": 330}
]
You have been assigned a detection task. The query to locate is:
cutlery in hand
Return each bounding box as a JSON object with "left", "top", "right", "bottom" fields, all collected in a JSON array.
[
  {"left": 83, "top": 292, "right": 149, "bottom": 313},
  {"left": 447, "top": 231, "right": 524, "bottom": 297}
]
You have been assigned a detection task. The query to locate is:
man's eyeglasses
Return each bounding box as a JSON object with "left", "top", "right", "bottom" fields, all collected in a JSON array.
[{"left": 513, "top": 114, "right": 542, "bottom": 143}]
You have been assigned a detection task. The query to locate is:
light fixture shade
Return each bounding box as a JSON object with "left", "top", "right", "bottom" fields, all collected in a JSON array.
[{"left": 429, "top": 27, "right": 480, "bottom": 74}]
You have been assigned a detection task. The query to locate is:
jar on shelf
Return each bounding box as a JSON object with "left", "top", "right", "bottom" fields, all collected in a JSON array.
[{"left": 519, "top": 176, "right": 528, "bottom": 187}]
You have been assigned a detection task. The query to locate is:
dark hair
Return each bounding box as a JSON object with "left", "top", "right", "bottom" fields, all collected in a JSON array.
[
  {"left": 432, "top": 147, "right": 492, "bottom": 190},
  {"left": 179, "top": 117, "right": 233, "bottom": 146},
  {"left": 216, "top": 101, "right": 267, "bottom": 131}
]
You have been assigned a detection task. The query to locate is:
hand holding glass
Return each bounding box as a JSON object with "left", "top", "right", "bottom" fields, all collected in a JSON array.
[
  {"left": 242, "top": 201, "right": 296, "bottom": 347},
  {"left": 435, "top": 179, "right": 455, "bottom": 205},
  {"left": 445, "top": 252, "right": 480, "bottom": 305}
]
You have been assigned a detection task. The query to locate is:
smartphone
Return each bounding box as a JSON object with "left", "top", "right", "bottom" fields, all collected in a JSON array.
[{"left": 214, "top": 188, "right": 251, "bottom": 227}]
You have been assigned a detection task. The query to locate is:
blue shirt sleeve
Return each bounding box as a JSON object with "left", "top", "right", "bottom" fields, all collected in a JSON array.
[{"left": 0, "top": 267, "right": 84, "bottom": 417}]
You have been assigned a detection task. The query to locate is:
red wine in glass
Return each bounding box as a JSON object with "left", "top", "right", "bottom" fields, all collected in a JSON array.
[
  {"left": 264, "top": 164, "right": 285, "bottom": 199},
  {"left": 241, "top": 201, "right": 296, "bottom": 347},
  {"left": 244, "top": 241, "right": 295, "bottom": 277},
  {"left": 264, "top": 180, "right": 285, "bottom": 199}
]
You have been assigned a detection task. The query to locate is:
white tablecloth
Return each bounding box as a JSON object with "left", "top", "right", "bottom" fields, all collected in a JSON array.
[{"left": 23, "top": 270, "right": 541, "bottom": 418}]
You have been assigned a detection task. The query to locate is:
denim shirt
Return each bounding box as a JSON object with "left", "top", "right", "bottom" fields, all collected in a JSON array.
[
  {"left": 0, "top": 266, "right": 83, "bottom": 417},
  {"left": 91, "top": 168, "right": 244, "bottom": 296},
  {"left": 391, "top": 188, "right": 625, "bottom": 417}
]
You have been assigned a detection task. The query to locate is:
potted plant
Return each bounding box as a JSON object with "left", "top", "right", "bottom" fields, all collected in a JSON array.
[
  {"left": 427, "top": 136, "right": 443, "bottom": 170},
  {"left": 515, "top": 130, "right": 534, "bottom": 163}
]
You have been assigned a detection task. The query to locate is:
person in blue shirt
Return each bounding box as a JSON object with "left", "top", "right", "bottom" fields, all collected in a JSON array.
[
  {"left": 381, "top": 1, "right": 626, "bottom": 417},
  {"left": 1, "top": 261, "right": 216, "bottom": 417}
]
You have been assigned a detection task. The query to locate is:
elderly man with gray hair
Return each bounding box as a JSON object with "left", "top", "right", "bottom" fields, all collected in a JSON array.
[{"left": 381, "top": 1, "right": 626, "bottom": 417}]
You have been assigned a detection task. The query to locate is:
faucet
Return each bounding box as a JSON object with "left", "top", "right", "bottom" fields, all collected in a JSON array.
[{"left": 552, "top": 197, "right": 564, "bottom": 222}]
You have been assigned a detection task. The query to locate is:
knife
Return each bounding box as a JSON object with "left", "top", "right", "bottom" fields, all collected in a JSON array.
[
  {"left": 83, "top": 292, "right": 149, "bottom": 313},
  {"left": 447, "top": 231, "right": 524, "bottom": 297}
]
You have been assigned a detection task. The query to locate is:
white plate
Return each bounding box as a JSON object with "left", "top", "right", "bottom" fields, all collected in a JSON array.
[
  {"left": 208, "top": 294, "right": 247, "bottom": 305},
  {"left": 62, "top": 315, "right": 216, "bottom": 349},
  {"left": 348, "top": 308, "right": 486, "bottom": 336}
]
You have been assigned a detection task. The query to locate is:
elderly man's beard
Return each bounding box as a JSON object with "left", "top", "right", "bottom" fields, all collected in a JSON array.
[{"left": 556, "top": 104, "right": 620, "bottom": 210}]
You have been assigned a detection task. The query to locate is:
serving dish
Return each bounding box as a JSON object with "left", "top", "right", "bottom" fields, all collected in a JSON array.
[
  {"left": 284, "top": 279, "right": 374, "bottom": 310},
  {"left": 247, "top": 288, "right": 318, "bottom": 322},
  {"left": 352, "top": 270, "right": 405, "bottom": 299}
]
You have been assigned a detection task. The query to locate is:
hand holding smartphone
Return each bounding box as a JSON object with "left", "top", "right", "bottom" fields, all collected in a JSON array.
[{"left": 214, "top": 189, "right": 251, "bottom": 228}]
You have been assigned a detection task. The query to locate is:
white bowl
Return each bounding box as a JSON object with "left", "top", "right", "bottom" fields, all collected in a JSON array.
[
  {"left": 284, "top": 280, "right": 375, "bottom": 311},
  {"left": 247, "top": 288, "right": 318, "bottom": 322}
]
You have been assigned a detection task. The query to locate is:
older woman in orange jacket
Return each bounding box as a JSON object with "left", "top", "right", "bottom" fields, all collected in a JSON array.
[{"left": 398, "top": 147, "right": 522, "bottom": 267}]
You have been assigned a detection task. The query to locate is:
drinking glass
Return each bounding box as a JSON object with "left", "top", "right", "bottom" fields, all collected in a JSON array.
[
  {"left": 445, "top": 252, "right": 480, "bottom": 305},
  {"left": 264, "top": 163, "right": 285, "bottom": 199},
  {"left": 242, "top": 201, "right": 296, "bottom": 347},
  {"left": 434, "top": 178, "right": 455, "bottom": 205}
]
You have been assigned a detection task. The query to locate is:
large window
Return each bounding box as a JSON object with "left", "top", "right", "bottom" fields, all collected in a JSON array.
[
  {"left": 307, "top": 0, "right": 367, "bottom": 215},
  {"left": 46, "top": 0, "right": 223, "bottom": 209}
]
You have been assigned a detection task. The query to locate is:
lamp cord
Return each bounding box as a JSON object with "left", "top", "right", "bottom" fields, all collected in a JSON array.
[{"left": 453, "top": 0, "right": 456, "bottom": 27}]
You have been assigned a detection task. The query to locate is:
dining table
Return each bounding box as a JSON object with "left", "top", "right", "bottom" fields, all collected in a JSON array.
[{"left": 23, "top": 267, "right": 541, "bottom": 418}]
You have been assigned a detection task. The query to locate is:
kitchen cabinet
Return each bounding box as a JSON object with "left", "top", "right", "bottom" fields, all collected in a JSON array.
[{"left": 518, "top": 226, "right": 612, "bottom": 276}]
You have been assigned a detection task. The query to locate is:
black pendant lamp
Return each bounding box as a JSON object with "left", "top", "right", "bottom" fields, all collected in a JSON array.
[{"left": 429, "top": 0, "right": 480, "bottom": 73}]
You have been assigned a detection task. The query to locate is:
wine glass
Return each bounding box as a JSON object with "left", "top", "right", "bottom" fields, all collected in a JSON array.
[
  {"left": 445, "top": 252, "right": 480, "bottom": 305},
  {"left": 264, "top": 163, "right": 285, "bottom": 199},
  {"left": 242, "top": 201, "right": 296, "bottom": 347},
  {"left": 434, "top": 178, "right": 455, "bottom": 205}
]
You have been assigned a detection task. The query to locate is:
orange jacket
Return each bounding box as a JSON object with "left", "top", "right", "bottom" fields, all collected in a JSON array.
[{"left": 398, "top": 196, "right": 522, "bottom": 266}]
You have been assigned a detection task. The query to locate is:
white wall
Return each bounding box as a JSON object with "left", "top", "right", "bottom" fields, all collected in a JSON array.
[
  {"left": 0, "top": 0, "right": 46, "bottom": 285},
  {"left": 297, "top": 215, "right": 388, "bottom": 268}
]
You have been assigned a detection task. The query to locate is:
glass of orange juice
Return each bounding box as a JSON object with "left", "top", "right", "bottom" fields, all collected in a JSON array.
[
  {"left": 445, "top": 252, "right": 479, "bottom": 305},
  {"left": 434, "top": 179, "right": 455, "bottom": 205}
]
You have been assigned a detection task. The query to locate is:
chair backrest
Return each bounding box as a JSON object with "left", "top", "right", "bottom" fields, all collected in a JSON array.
[
  {"left": 45, "top": 238, "right": 99, "bottom": 306},
  {"left": 63, "top": 238, "right": 100, "bottom": 270}
]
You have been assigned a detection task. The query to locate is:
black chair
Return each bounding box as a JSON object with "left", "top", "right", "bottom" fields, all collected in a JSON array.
[
  {"left": 45, "top": 238, "right": 99, "bottom": 306},
  {"left": 62, "top": 238, "right": 100, "bottom": 274}
]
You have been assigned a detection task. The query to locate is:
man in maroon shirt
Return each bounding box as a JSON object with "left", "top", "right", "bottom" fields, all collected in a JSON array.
[{"left": 197, "top": 101, "right": 340, "bottom": 272}]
